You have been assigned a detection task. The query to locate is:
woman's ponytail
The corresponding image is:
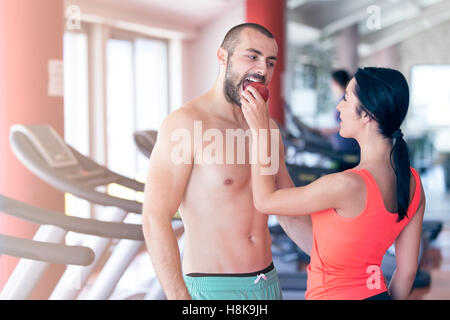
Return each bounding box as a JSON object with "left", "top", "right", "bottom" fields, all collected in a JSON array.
[{"left": 390, "top": 129, "right": 411, "bottom": 222}]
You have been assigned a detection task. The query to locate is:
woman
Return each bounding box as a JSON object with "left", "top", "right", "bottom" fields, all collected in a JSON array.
[{"left": 241, "top": 67, "right": 426, "bottom": 300}]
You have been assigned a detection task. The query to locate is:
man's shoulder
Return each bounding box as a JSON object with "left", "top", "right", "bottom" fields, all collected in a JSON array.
[{"left": 162, "top": 102, "right": 204, "bottom": 131}]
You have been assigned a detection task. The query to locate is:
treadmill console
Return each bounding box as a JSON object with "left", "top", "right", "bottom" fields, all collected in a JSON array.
[{"left": 10, "top": 125, "right": 78, "bottom": 168}]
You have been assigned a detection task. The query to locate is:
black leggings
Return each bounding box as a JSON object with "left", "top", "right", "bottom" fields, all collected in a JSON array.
[{"left": 364, "top": 291, "right": 391, "bottom": 300}]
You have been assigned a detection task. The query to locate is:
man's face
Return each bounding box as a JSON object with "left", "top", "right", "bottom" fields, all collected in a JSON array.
[{"left": 223, "top": 28, "right": 278, "bottom": 107}]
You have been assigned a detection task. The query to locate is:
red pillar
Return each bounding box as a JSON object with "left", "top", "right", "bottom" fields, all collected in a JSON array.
[
  {"left": 0, "top": 0, "right": 65, "bottom": 298},
  {"left": 246, "top": 0, "right": 285, "bottom": 127}
]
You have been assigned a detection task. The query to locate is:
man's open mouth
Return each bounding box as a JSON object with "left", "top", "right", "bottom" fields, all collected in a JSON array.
[{"left": 242, "top": 77, "right": 264, "bottom": 90}]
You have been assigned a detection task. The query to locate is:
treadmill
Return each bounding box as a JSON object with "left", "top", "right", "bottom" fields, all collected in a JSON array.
[
  {"left": 283, "top": 105, "right": 360, "bottom": 176},
  {"left": 134, "top": 130, "right": 157, "bottom": 159},
  {"left": 0, "top": 234, "right": 94, "bottom": 266},
  {"left": 9, "top": 124, "right": 182, "bottom": 300},
  {"left": 0, "top": 194, "right": 142, "bottom": 299}
]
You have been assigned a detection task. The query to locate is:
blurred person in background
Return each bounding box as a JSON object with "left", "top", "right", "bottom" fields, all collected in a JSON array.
[{"left": 320, "top": 69, "right": 360, "bottom": 155}]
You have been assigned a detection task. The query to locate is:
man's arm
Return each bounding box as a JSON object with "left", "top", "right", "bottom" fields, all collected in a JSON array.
[
  {"left": 270, "top": 119, "right": 313, "bottom": 255},
  {"left": 142, "top": 108, "right": 194, "bottom": 300}
]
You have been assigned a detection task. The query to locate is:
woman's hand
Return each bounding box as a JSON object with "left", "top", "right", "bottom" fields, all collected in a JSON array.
[
  {"left": 240, "top": 85, "right": 276, "bottom": 214},
  {"left": 241, "top": 85, "right": 270, "bottom": 131}
]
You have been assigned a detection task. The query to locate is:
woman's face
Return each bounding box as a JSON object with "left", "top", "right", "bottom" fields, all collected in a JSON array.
[{"left": 336, "top": 78, "right": 364, "bottom": 138}]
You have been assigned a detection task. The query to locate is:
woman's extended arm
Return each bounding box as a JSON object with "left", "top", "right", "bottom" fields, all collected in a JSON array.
[{"left": 241, "top": 86, "right": 356, "bottom": 217}]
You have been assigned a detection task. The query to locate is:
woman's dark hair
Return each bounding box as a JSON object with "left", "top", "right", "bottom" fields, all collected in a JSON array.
[
  {"left": 332, "top": 70, "right": 351, "bottom": 88},
  {"left": 354, "top": 67, "right": 411, "bottom": 222}
]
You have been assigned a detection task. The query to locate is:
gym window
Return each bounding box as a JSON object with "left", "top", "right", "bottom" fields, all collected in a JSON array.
[
  {"left": 106, "top": 32, "right": 169, "bottom": 180},
  {"left": 63, "top": 24, "right": 170, "bottom": 220}
]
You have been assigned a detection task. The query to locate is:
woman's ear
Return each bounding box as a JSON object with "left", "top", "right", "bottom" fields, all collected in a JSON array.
[{"left": 361, "top": 111, "right": 372, "bottom": 125}]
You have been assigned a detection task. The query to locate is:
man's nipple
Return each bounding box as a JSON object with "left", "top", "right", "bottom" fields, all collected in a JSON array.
[{"left": 223, "top": 178, "right": 233, "bottom": 186}]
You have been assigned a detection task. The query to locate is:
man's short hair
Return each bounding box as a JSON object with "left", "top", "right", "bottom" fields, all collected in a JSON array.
[{"left": 220, "top": 23, "right": 274, "bottom": 57}]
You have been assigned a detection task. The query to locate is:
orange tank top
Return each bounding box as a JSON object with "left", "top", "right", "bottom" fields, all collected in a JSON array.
[{"left": 305, "top": 167, "right": 422, "bottom": 300}]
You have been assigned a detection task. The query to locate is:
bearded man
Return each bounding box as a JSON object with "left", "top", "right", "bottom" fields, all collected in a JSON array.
[{"left": 142, "top": 23, "right": 312, "bottom": 300}]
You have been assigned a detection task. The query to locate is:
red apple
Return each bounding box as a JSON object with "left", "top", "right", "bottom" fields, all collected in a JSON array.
[{"left": 243, "top": 81, "right": 269, "bottom": 102}]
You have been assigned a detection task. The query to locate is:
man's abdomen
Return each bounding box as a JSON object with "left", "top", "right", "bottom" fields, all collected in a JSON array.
[{"left": 181, "top": 218, "right": 272, "bottom": 275}]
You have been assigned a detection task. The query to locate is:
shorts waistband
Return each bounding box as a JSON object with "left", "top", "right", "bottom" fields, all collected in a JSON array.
[
  {"left": 183, "top": 263, "right": 279, "bottom": 291},
  {"left": 185, "top": 262, "right": 274, "bottom": 278}
]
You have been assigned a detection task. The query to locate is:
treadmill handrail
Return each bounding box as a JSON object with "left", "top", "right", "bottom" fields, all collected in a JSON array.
[
  {"left": 0, "top": 234, "right": 95, "bottom": 266},
  {"left": 9, "top": 130, "right": 143, "bottom": 214},
  {"left": 283, "top": 137, "right": 359, "bottom": 164},
  {"left": 133, "top": 130, "right": 157, "bottom": 159},
  {"left": 284, "top": 105, "right": 359, "bottom": 164},
  {"left": 67, "top": 145, "right": 145, "bottom": 193},
  {"left": 0, "top": 195, "right": 144, "bottom": 241}
]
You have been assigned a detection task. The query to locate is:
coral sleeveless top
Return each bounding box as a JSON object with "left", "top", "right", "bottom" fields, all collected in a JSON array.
[{"left": 305, "top": 167, "right": 422, "bottom": 300}]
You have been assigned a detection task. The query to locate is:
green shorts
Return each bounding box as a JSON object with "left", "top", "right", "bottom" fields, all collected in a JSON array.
[{"left": 183, "top": 262, "right": 283, "bottom": 300}]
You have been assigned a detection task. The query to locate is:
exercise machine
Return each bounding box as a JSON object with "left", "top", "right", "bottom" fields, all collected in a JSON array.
[
  {"left": 9, "top": 124, "right": 182, "bottom": 299},
  {"left": 0, "top": 194, "right": 142, "bottom": 299},
  {"left": 0, "top": 234, "right": 94, "bottom": 266}
]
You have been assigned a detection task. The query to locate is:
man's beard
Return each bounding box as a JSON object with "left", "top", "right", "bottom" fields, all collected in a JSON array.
[
  {"left": 223, "top": 56, "right": 266, "bottom": 108},
  {"left": 223, "top": 58, "right": 243, "bottom": 107}
]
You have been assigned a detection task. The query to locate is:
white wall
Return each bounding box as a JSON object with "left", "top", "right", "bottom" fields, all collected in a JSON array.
[
  {"left": 65, "top": 0, "right": 197, "bottom": 39},
  {"left": 182, "top": 3, "right": 246, "bottom": 103},
  {"left": 359, "top": 19, "right": 450, "bottom": 79},
  {"left": 332, "top": 25, "right": 359, "bottom": 75},
  {"left": 359, "top": 45, "right": 400, "bottom": 70}
]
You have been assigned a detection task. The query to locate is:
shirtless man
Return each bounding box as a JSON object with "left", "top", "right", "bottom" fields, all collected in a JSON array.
[{"left": 142, "top": 23, "right": 312, "bottom": 300}]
